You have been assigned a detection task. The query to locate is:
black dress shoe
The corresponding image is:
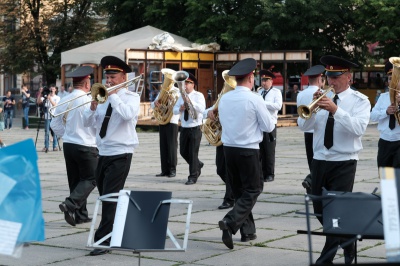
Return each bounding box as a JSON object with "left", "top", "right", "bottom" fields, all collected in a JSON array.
[
  {"left": 241, "top": 233, "right": 257, "bottom": 242},
  {"left": 89, "top": 249, "right": 111, "bottom": 256},
  {"left": 218, "top": 201, "right": 234, "bottom": 209},
  {"left": 218, "top": 220, "right": 233, "bottom": 249},
  {"left": 59, "top": 203, "right": 76, "bottom": 226},
  {"left": 264, "top": 175, "right": 274, "bottom": 182},
  {"left": 156, "top": 172, "right": 168, "bottom": 177},
  {"left": 302, "top": 174, "right": 312, "bottom": 189},
  {"left": 75, "top": 217, "right": 93, "bottom": 224},
  {"left": 185, "top": 179, "right": 196, "bottom": 185},
  {"left": 168, "top": 172, "right": 176, "bottom": 178}
]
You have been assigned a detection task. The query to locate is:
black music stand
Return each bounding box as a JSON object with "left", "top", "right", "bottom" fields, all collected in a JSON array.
[
  {"left": 87, "top": 190, "right": 193, "bottom": 266},
  {"left": 298, "top": 189, "right": 385, "bottom": 265}
]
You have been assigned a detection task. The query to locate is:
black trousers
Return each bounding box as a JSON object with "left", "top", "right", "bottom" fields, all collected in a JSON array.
[
  {"left": 63, "top": 143, "right": 98, "bottom": 221},
  {"left": 259, "top": 126, "right": 277, "bottom": 178},
  {"left": 223, "top": 146, "right": 263, "bottom": 235},
  {"left": 304, "top": 132, "right": 314, "bottom": 172},
  {"left": 311, "top": 159, "right": 357, "bottom": 264},
  {"left": 180, "top": 126, "right": 203, "bottom": 180},
  {"left": 159, "top": 123, "right": 178, "bottom": 174},
  {"left": 377, "top": 138, "right": 400, "bottom": 167},
  {"left": 94, "top": 153, "right": 133, "bottom": 244},
  {"left": 216, "top": 145, "right": 234, "bottom": 204}
]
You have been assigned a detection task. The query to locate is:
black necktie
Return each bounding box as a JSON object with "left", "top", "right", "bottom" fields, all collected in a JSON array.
[
  {"left": 389, "top": 114, "right": 396, "bottom": 130},
  {"left": 262, "top": 90, "right": 267, "bottom": 99},
  {"left": 184, "top": 109, "right": 189, "bottom": 121},
  {"left": 99, "top": 103, "right": 112, "bottom": 138},
  {"left": 324, "top": 95, "right": 339, "bottom": 149}
]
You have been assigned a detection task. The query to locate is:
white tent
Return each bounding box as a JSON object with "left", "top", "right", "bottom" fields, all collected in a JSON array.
[{"left": 61, "top": 25, "right": 193, "bottom": 66}]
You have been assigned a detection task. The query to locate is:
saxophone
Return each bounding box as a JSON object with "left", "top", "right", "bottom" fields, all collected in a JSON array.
[
  {"left": 201, "top": 70, "right": 236, "bottom": 146},
  {"left": 389, "top": 57, "right": 400, "bottom": 125},
  {"left": 153, "top": 68, "right": 179, "bottom": 125}
]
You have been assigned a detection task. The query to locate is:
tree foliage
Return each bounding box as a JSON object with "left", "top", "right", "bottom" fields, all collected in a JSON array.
[{"left": 0, "top": 0, "right": 103, "bottom": 85}]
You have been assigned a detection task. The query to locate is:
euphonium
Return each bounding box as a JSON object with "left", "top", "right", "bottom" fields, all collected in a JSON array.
[
  {"left": 297, "top": 86, "right": 335, "bottom": 119},
  {"left": 153, "top": 68, "right": 179, "bottom": 125},
  {"left": 388, "top": 57, "right": 400, "bottom": 125},
  {"left": 201, "top": 70, "right": 236, "bottom": 146}
]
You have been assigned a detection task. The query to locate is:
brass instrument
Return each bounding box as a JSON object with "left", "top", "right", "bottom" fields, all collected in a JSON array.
[
  {"left": 388, "top": 57, "right": 400, "bottom": 125},
  {"left": 173, "top": 71, "right": 197, "bottom": 120},
  {"left": 153, "top": 68, "right": 179, "bottom": 125},
  {"left": 297, "top": 86, "right": 335, "bottom": 120},
  {"left": 49, "top": 75, "right": 143, "bottom": 118},
  {"left": 201, "top": 70, "right": 236, "bottom": 146}
]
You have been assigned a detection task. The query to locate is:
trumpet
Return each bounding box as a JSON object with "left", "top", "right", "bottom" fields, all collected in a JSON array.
[
  {"left": 49, "top": 75, "right": 143, "bottom": 118},
  {"left": 297, "top": 87, "right": 335, "bottom": 119}
]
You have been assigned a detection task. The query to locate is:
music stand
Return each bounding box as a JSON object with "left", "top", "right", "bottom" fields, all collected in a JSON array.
[
  {"left": 299, "top": 189, "right": 384, "bottom": 265},
  {"left": 87, "top": 190, "right": 193, "bottom": 265}
]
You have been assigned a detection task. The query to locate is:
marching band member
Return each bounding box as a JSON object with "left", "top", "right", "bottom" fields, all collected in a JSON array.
[
  {"left": 296, "top": 65, "right": 325, "bottom": 193},
  {"left": 218, "top": 58, "right": 274, "bottom": 249},
  {"left": 257, "top": 69, "right": 282, "bottom": 182},
  {"left": 51, "top": 66, "right": 98, "bottom": 227},
  {"left": 173, "top": 73, "right": 205, "bottom": 185},
  {"left": 298, "top": 55, "right": 370, "bottom": 264},
  {"left": 371, "top": 60, "right": 400, "bottom": 168},
  {"left": 151, "top": 85, "right": 180, "bottom": 178},
  {"left": 83, "top": 56, "right": 140, "bottom": 256}
]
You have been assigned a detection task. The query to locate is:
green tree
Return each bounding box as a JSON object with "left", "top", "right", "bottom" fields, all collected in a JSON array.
[
  {"left": 352, "top": 0, "right": 400, "bottom": 62},
  {"left": 0, "top": 0, "right": 103, "bottom": 85}
]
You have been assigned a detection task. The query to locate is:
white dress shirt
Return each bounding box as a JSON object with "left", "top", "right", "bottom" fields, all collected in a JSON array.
[
  {"left": 58, "top": 91, "right": 69, "bottom": 99},
  {"left": 296, "top": 85, "right": 320, "bottom": 133},
  {"left": 219, "top": 86, "right": 275, "bottom": 149},
  {"left": 151, "top": 87, "right": 180, "bottom": 124},
  {"left": 298, "top": 87, "right": 371, "bottom": 161},
  {"left": 257, "top": 87, "right": 282, "bottom": 124},
  {"left": 173, "top": 90, "right": 205, "bottom": 127},
  {"left": 83, "top": 89, "right": 140, "bottom": 156},
  {"left": 370, "top": 92, "right": 400, "bottom": 141},
  {"left": 51, "top": 89, "right": 96, "bottom": 147}
]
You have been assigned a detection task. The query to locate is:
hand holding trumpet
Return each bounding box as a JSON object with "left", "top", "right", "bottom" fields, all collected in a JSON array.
[{"left": 313, "top": 90, "right": 338, "bottom": 114}]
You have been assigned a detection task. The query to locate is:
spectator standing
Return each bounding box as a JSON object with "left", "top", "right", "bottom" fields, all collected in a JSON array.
[
  {"left": 21, "top": 85, "right": 31, "bottom": 129},
  {"left": 2, "top": 90, "right": 15, "bottom": 130}
]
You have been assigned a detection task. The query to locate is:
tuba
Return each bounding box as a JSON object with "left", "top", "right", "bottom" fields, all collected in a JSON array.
[
  {"left": 388, "top": 57, "right": 400, "bottom": 125},
  {"left": 297, "top": 86, "right": 335, "bottom": 119},
  {"left": 174, "top": 71, "right": 198, "bottom": 120},
  {"left": 153, "top": 68, "right": 179, "bottom": 125},
  {"left": 201, "top": 70, "right": 236, "bottom": 146}
]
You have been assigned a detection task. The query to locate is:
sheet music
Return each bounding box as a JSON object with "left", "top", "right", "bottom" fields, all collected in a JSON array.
[
  {"left": 0, "top": 219, "right": 22, "bottom": 256},
  {"left": 110, "top": 190, "right": 130, "bottom": 247},
  {"left": 0, "top": 172, "right": 17, "bottom": 205}
]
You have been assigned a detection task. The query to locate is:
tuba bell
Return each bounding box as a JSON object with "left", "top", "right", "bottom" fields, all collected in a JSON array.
[
  {"left": 153, "top": 68, "right": 179, "bottom": 125},
  {"left": 297, "top": 86, "right": 335, "bottom": 119},
  {"left": 388, "top": 57, "right": 400, "bottom": 125},
  {"left": 201, "top": 70, "right": 236, "bottom": 146}
]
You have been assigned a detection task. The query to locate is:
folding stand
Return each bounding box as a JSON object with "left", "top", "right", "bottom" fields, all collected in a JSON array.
[
  {"left": 87, "top": 191, "right": 193, "bottom": 265},
  {"left": 297, "top": 191, "right": 384, "bottom": 265}
]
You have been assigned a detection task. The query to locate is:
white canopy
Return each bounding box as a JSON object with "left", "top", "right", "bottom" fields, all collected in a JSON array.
[{"left": 61, "top": 25, "right": 194, "bottom": 66}]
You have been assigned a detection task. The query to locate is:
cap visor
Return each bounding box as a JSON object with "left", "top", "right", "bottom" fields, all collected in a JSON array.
[{"left": 325, "top": 71, "right": 344, "bottom": 77}]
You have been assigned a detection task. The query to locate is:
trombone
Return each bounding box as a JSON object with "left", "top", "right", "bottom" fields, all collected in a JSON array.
[
  {"left": 49, "top": 74, "right": 143, "bottom": 118},
  {"left": 297, "top": 86, "right": 335, "bottom": 119}
]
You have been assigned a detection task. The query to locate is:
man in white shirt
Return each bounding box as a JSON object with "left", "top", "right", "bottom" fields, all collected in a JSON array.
[
  {"left": 371, "top": 60, "right": 400, "bottom": 168},
  {"left": 298, "top": 55, "right": 370, "bottom": 264},
  {"left": 83, "top": 56, "right": 140, "bottom": 256},
  {"left": 51, "top": 66, "right": 98, "bottom": 227},
  {"left": 58, "top": 85, "right": 69, "bottom": 99},
  {"left": 257, "top": 69, "right": 282, "bottom": 182},
  {"left": 151, "top": 85, "right": 180, "bottom": 178},
  {"left": 296, "top": 65, "right": 325, "bottom": 192},
  {"left": 218, "top": 58, "right": 275, "bottom": 249},
  {"left": 173, "top": 73, "right": 206, "bottom": 185}
]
